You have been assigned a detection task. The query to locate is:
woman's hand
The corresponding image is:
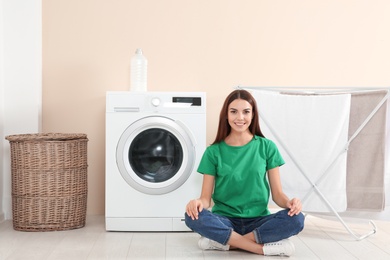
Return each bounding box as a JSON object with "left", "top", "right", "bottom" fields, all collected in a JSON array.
[
  {"left": 286, "top": 198, "right": 302, "bottom": 216},
  {"left": 186, "top": 175, "right": 214, "bottom": 220},
  {"left": 186, "top": 199, "right": 204, "bottom": 220}
]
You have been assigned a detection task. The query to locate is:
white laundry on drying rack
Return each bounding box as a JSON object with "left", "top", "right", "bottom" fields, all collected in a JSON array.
[
  {"left": 239, "top": 86, "right": 390, "bottom": 240},
  {"left": 252, "top": 90, "right": 350, "bottom": 212}
]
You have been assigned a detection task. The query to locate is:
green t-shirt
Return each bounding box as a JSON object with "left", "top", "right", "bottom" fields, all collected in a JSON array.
[{"left": 197, "top": 135, "right": 285, "bottom": 218}]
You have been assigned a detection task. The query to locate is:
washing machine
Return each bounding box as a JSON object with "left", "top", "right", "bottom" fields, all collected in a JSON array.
[{"left": 105, "top": 91, "right": 206, "bottom": 231}]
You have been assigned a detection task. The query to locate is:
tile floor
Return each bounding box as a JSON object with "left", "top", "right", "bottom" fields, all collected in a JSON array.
[{"left": 0, "top": 214, "right": 390, "bottom": 260}]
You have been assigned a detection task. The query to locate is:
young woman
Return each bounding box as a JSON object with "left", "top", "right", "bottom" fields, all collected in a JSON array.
[{"left": 185, "top": 89, "right": 304, "bottom": 256}]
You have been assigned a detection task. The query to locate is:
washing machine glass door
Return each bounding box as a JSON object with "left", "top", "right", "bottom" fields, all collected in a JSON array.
[
  {"left": 117, "top": 116, "right": 196, "bottom": 195},
  {"left": 129, "top": 128, "right": 182, "bottom": 182}
]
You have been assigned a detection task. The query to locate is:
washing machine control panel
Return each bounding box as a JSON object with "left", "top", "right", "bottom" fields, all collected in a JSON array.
[{"left": 106, "top": 92, "right": 206, "bottom": 114}]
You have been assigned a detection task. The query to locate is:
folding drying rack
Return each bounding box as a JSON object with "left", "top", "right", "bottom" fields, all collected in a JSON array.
[{"left": 238, "top": 86, "right": 390, "bottom": 240}]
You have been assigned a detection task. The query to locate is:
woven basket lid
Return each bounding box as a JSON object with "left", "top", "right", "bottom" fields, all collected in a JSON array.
[{"left": 5, "top": 133, "right": 88, "bottom": 142}]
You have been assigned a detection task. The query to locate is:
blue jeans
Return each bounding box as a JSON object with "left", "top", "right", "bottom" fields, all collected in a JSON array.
[{"left": 185, "top": 209, "right": 304, "bottom": 245}]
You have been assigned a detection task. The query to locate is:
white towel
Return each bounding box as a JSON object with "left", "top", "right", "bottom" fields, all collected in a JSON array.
[{"left": 252, "top": 90, "right": 351, "bottom": 212}]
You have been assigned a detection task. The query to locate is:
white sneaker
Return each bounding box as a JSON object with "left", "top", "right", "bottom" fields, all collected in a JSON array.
[
  {"left": 198, "top": 237, "right": 230, "bottom": 251},
  {"left": 263, "top": 239, "right": 295, "bottom": 256}
]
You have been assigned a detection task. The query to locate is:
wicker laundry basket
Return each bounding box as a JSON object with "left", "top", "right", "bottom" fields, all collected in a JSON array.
[{"left": 5, "top": 133, "right": 88, "bottom": 231}]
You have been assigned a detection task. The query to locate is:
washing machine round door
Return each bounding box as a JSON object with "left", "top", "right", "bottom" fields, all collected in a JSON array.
[{"left": 116, "top": 116, "right": 196, "bottom": 195}]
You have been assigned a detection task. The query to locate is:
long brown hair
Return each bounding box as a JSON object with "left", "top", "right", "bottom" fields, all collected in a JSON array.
[{"left": 212, "top": 89, "right": 265, "bottom": 144}]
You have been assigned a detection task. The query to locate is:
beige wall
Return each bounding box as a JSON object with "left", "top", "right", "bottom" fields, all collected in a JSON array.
[{"left": 42, "top": 0, "right": 390, "bottom": 215}]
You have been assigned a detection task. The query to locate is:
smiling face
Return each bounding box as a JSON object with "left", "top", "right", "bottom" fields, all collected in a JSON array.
[{"left": 227, "top": 98, "right": 253, "bottom": 134}]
